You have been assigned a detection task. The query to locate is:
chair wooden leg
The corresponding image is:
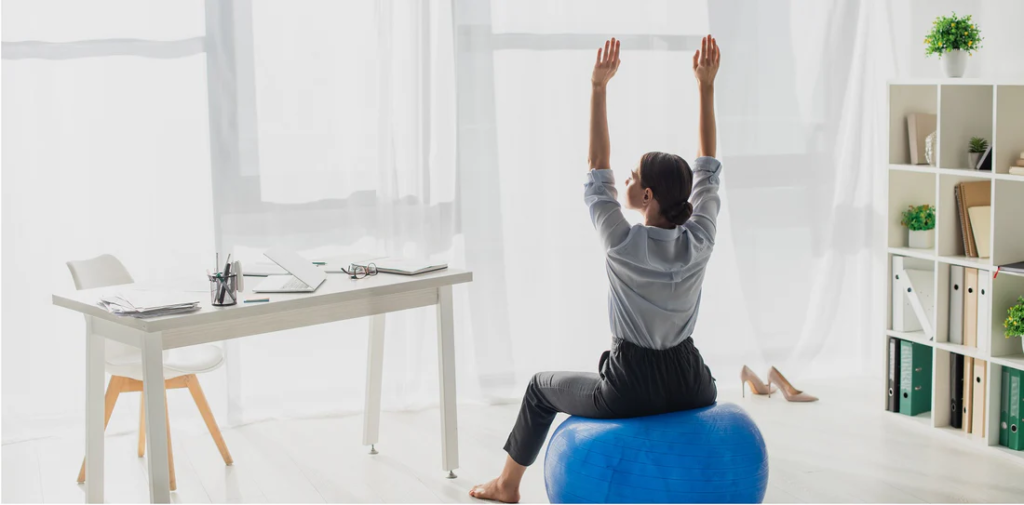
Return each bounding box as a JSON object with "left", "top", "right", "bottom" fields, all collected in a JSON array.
[
  {"left": 186, "top": 375, "right": 233, "bottom": 465},
  {"left": 78, "top": 376, "right": 123, "bottom": 484},
  {"left": 137, "top": 397, "right": 146, "bottom": 457},
  {"left": 164, "top": 390, "right": 177, "bottom": 491}
]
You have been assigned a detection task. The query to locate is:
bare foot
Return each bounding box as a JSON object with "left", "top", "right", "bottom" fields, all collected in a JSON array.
[{"left": 469, "top": 477, "right": 521, "bottom": 503}]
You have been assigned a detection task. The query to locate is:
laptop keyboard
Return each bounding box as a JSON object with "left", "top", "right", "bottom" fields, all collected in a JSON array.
[{"left": 280, "top": 276, "right": 309, "bottom": 290}]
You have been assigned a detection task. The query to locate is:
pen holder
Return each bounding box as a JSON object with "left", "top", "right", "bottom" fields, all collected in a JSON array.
[{"left": 209, "top": 274, "right": 238, "bottom": 306}]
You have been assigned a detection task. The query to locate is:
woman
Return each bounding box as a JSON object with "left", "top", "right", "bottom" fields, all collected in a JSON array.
[{"left": 470, "top": 35, "right": 723, "bottom": 503}]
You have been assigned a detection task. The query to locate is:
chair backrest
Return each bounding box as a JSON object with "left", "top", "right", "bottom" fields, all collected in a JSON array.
[
  {"left": 66, "top": 254, "right": 140, "bottom": 368},
  {"left": 66, "top": 254, "right": 134, "bottom": 290}
]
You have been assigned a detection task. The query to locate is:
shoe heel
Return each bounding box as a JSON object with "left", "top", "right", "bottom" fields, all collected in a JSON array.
[
  {"left": 741, "top": 380, "right": 746, "bottom": 398},
  {"left": 767, "top": 379, "right": 772, "bottom": 398}
]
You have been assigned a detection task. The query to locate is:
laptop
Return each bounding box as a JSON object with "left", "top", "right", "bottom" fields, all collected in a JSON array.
[{"left": 252, "top": 249, "right": 326, "bottom": 293}]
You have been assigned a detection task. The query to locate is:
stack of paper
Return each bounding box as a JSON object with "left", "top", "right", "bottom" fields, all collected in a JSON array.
[{"left": 98, "top": 291, "right": 201, "bottom": 318}]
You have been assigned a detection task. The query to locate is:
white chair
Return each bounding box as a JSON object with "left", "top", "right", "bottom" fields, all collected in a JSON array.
[{"left": 69, "top": 254, "right": 231, "bottom": 491}]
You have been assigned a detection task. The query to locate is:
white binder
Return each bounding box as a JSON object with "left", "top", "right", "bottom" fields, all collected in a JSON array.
[
  {"left": 976, "top": 272, "right": 991, "bottom": 352},
  {"left": 949, "top": 265, "right": 964, "bottom": 345},
  {"left": 905, "top": 268, "right": 935, "bottom": 339},
  {"left": 892, "top": 256, "right": 919, "bottom": 332},
  {"left": 892, "top": 256, "right": 935, "bottom": 338}
]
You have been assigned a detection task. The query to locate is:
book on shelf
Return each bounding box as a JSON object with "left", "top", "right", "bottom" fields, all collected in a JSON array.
[
  {"left": 956, "top": 181, "right": 991, "bottom": 258},
  {"left": 997, "top": 261, "right": 1024, "bottom": 276},
  {"left": 974, "top": 145, "right": 992, "bottom": 171},
  {"left": 1010, "top": 167, "right": 1024, "bottom": 176},
  {"left": 968, "top": 206, "right": 991, "bottom": 259}
]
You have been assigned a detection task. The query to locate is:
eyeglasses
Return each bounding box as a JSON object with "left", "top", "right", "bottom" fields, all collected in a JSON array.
[{"left": 340, "top": 263, "right": 378, "bottom": 279}]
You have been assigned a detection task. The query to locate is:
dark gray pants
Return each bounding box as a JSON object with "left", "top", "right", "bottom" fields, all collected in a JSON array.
[{"left": 503, "top": 337, "right": 717, "bottom": 466}]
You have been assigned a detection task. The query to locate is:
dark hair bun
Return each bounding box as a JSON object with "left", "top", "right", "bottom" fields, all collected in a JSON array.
[{"left": 663, "top": 200, "right": 693, "bottom": 226}]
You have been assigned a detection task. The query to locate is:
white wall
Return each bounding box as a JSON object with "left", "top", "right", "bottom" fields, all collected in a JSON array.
[{"left": 905, "top": 0, "right": 1024, "bottom": 79}]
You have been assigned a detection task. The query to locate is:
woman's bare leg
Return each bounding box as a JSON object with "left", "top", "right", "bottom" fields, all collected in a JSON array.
[{"left": 469, "top": 455, "right": 526, "bottom": 503}]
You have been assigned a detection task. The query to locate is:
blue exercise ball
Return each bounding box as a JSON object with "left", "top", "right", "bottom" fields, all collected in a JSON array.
[{"left": 544, "top": 403, "right": 768, "bottom": 504}]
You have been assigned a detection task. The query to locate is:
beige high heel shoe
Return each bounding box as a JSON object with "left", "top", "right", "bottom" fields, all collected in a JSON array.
[
  {"left": 740, "top": 365, "right": 774, "bottom": 397},
  {"left": 767, "top": 366, "right": 818, "bottom": 402}
]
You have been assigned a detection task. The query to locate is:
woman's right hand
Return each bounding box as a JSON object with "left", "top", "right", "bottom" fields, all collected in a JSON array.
[
  {"left": 692, "top": 35, "right": 720, "bottom": 88},
  {"left": 592, "top": 38, "right": 621, "bottom": 88}
]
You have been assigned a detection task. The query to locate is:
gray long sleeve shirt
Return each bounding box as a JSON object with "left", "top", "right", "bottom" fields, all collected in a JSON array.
[{"left": 583, "top": 156, "right": 723, "bottom": 350}]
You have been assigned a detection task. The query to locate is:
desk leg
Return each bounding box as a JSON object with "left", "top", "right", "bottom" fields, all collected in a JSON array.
[
  {"left": 362, "top": 314, "right": 385, "bottom": 454},
  {"left": 85, "top": 332, "right": 105, "bottom": 503},
  {"left": 140, "top": 333, "right": 171, "bottom": 503},
  {"left": 436, "top": 285, "right": 459, "bottom": 478}
]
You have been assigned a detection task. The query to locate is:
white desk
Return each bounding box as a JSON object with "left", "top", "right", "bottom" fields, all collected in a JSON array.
[{"left": 53, "top": 269, "right": 472, "bottom": 503}]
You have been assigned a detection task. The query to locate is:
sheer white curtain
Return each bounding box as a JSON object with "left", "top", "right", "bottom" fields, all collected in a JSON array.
[
  {"left": 1, "top": 0, "right": 216, "bottom": 443},
  {"left": 3, "top": 0, "right": 911, "bottom": 444},
  {"left": 208, "top": 0, "right": 481, "bottom": 423},
  {"left": 454, "top": 0, "right": 902, "bottom": 387}
]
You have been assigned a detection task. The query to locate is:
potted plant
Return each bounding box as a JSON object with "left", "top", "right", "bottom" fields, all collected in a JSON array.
[
  {"left": 1005, "top": 296, "right": 1024, "bottom": 353},
  {"left": 968, "top": 137, "right": 988, "bottom": 169},
  {"left": 901, "top": 204, "right": 935, "bottom": 249},
  {"left": 925, "top": 13, "right": 983, "bottom": 78}
]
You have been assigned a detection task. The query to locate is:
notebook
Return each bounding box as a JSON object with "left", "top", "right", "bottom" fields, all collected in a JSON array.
[
  {"left": 356, "top": 257, "right": 448, "bottom": 276},
  {"left": 957, "top": 181, "right": 991, "bottom": 257},
  {"left": 967, "top": 206, "right": 991, "bottom": 259},
  {"left": 998, "top": 261, "right": 1024, "bottom": 275}
]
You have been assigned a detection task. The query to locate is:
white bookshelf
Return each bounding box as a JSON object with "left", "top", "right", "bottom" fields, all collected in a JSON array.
[{"left": 885, "top": 80, "right": 1024, "bottom": 459}]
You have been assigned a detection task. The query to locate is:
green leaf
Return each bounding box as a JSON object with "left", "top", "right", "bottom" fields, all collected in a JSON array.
[{"left": 900, "top": 204, "right": 935, "bottom": 231}]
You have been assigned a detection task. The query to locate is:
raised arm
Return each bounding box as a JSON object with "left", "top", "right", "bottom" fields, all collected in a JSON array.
[
  {"left": 589, "top": 38, "right": 620, "bottom": 170},
  {"left": 693, "top": 35, "right": 720, "bottom": 158}
]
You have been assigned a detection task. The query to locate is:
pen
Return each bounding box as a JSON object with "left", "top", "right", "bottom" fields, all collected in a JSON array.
[
  {"left": 312, "top": 261, "right": 326, "bottom": 266},
  {"left": 244, "top": 298, "right": 270, "bottom": 303}
]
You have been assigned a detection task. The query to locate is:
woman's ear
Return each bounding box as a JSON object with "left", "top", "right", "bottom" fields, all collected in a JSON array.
[{"left": 642, "top": 188, "right": 652, "bottom": 206}]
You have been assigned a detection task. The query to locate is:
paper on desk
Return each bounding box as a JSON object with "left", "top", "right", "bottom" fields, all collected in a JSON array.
[{"left": 97, "top": 290, "right": 202, "bottom": 318}]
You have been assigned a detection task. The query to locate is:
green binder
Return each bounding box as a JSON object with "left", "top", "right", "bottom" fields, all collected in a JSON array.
[
  {"left": 1010, "top": 368, "right": 1023, "bottom": 451},
  {"left": 1000, "top": 367, "right": 1010, "bottom": 447},
  {"left": 899, "top": 341, "right": 932, "bottom": 416}
]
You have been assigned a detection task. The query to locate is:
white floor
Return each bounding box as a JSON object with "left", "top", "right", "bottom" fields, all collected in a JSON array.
[{"left": 4, "top": 377, "right": 1024, "bottom": 504}]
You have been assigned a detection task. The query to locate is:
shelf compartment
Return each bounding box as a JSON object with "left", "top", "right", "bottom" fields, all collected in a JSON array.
[
  {"left": 888, "top": 171, "right": 937, "bottom": 249},
  {"left": 989, "top": 273, "right": 1024, "bottom": 362},
  {"left": 939, "top": 85, "right": 993, "bottom": 170},
  {"left": 937, "top": 174, "right": 991, "bottom": 259},
  {"left": 995, "top": 85, "right": 1024, "bottom": 176},
  {"left": 889, "top": 85, "right": 938, "bottom": 165},
  {"left": 992, "top": 179, "right": 1024, "bottom": 267},
  {"left": 887, "top": 256, "right": 936, "bottom": 336}
]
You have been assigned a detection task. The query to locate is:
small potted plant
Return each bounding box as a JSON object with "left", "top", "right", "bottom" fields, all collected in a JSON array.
[
  {"left": 925, "top": 12, "right": 983, "bottom": 78},
  {"left": 968, "top": 137, "right": 988, "bottom": 169},
  {"left": 1005, "top": 296, "right": 1024, "bottom": 353},
  {"left": 901, "top": 204, "right": 935, "bottom": 249}
]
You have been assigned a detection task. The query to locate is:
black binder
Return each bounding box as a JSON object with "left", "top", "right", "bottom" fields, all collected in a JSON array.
[
  {"left": 951, "top": 353, "right": 965, "bottom": 429},
  {"left": 888, "top": 336, "right": 901, "bottom": 412}
]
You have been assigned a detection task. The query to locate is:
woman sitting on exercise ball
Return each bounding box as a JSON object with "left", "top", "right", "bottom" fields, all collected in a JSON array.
[{"left": 470, "top": 34, "right": 723, "bottom": 503}]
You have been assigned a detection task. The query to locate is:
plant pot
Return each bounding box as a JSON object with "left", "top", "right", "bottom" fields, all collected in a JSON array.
[
  {"left": 968, "top": 152, "right": 981, "bottom": 170},
  {"left": 941, "top": 49, "right": 968, "bottom": 78},
  {"left": 908, "top": 229, "right": 934, "bottom": 249}
]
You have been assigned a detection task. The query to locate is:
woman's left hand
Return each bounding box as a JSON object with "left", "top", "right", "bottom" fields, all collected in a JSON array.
[{"left": 592, "top": 38, "right": 621, "bottom": 88}]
